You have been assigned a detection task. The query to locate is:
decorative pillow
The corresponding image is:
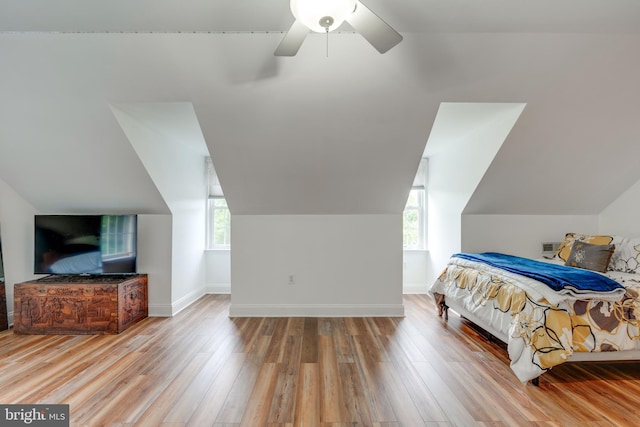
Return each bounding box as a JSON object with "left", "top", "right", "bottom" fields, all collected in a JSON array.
[
  {"left": 565, "top": 241, "right": 616, "bottom": 273},
  {"left": 608, "top": 236, "right": 640, "bottom": 274},
  {"left": 554, "top": 233, "right": 614, "bottom": 262}
]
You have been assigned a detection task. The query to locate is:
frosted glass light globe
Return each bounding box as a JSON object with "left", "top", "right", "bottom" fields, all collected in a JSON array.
[{"left": 291, "top": 0, "right": 357, "bottom": 33}]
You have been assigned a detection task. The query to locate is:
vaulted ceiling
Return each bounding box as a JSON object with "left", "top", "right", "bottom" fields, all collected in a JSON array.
[{"left": 1, "top": 1, "right": 639, "bottom": 215}]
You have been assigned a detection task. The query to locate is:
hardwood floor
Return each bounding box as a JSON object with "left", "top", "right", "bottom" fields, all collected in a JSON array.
[{"left": 2, "top": 294, "right": 640, "bottom": 426}]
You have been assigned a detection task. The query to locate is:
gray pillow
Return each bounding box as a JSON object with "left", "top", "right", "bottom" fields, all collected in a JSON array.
[{"left": 565, "top": 241, "right": 615, "bottom": 273}]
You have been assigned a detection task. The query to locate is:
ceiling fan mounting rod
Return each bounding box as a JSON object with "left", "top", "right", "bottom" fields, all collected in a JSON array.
[{"left": 319, "top": 16, "right": 334, "bottom": 30}]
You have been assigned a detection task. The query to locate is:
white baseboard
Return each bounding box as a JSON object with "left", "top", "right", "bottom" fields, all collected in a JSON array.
[
  {"left": 170, "top": 288, "right": 207, "bottom": 316},
  {"left": 148, "top": 304, "right": 173, "bottom": 317},
  {"left": 149, "top": 287, "right": 214, "bottom": 317},
  {"left": 205, "top": 283, "right": 231, "bottom": 294},
  {"left": 229, "top": 303, "right": 404, "bottom": 317}
]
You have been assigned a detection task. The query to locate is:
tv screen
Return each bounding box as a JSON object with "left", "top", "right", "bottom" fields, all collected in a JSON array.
[{"left": 34, "top": 215, "right": 137, "bottom": 275}]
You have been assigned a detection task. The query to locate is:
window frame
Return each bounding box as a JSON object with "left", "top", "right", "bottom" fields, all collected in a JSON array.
[{"left": 205, "top": 157, "right": 231, "bottom": 250}]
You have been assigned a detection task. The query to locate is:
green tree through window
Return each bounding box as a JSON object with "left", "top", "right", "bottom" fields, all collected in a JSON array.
[
  {"left": 208, "top": 198, "right": 231, "bottom": 249},
  {"left": 403, "top": 189, "right": 424, "bottom": 249}
]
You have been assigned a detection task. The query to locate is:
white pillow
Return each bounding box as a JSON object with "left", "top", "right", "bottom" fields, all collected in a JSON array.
[{"left": 608, "top": 236, "right": 640, "bottom": 274}]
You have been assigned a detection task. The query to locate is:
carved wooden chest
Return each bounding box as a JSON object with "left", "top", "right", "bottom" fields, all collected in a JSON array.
[{"left": 13, "top": 274, "right": 148, "bottom": 334}]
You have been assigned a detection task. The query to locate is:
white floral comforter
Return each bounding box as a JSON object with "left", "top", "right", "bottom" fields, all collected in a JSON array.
[{"left": 429, "top": 258, "right": 640, "bottom": 382}]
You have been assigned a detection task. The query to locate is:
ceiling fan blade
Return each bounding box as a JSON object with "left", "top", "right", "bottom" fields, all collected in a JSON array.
[
  {"left": 346, "top": 1, "right": 403, "bottom": 53},
  {"left": 274, "top": 20, "right": 309, "bottom": 56}
]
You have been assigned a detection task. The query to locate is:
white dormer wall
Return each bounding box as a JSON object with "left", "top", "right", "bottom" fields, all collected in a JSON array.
[
  {"left": 423, "top": 103, "right": 527, "bottom": 287},
  {"left": 0, "top": 177, "right": 39, "bottom": 325},
  {"left": 206, "top": 236, "right": 432, "bottom": 296},
  {"left": 111, "top": 103, "right": 209, "bottom": 316},
  {"left": 230, "top": 214, "right": 403, "bottom": 316}
]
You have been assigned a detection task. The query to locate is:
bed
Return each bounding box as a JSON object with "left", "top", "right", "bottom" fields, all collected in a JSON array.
[{"left": 428, "top": 233, "right": 640, "bottom": 385}]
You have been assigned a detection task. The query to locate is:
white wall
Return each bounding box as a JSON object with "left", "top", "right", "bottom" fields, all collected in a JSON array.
[
  {"left": 230, "top": 214, "right": 403, "bottom": 317},
  {"left": 0, "top": 178, "right": 40, "bottom": 325},
  {"left": 599, "top": 179, "right": 640, "bottom": 237},
  {"left": 456, "top": 181, "right": 640, "bottom": 271},
  {"left": 403, "top": 250, "right": 430, "bottom": 293},
  {"left": 205, "top": 250, "right": 231, "bottom": 293},
  {"left": 425, "top": 104, "right": 524, "bottom": 286},
  {"left": 171, "top": 206, "right": 206, "bottom": 314},
  {"left": 429, "top": 178, "right": 640, "bottom": 284},
  {"left": 111, "top": 103, "right": 208, "bottom": 315},
  {"left": 461, "top": 214, "right": 599, "bottom": 258},
  {"left": 137, "top": 214, "right": 173, "bottom": 316},
  {"left": 207, "top": 249, "right": 429, "bottom": 295},
  {"left": 456, "top": 178, "right": 640, "bottom": 267}
]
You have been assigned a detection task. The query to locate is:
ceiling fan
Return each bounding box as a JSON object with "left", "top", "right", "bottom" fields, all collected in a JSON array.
[{"left": 274, "top": 0, "right": 403, "bottom": 56}]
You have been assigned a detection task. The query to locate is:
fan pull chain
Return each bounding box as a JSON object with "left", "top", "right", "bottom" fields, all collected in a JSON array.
[
  {"left": 326, "top": 27, "right": 329, "bottom": 57},
  {"left": 319, "top": 16, "right": 334, "bottom": 57}
]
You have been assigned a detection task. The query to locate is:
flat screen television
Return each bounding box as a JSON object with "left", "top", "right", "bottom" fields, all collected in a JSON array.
[{"left": 34, "top": 214, "right": 137, "bottom": 275}]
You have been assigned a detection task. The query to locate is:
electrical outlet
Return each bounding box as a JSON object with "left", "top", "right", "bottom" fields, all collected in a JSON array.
[
  {"left": 542, "top": 242, "right": 561, "bottom": 252},
  {"left": 288, "top": 275, "right": 295, "bottom": 285},
  {"left": 541, "top": 242, "right": 561, "bottom": 257}
]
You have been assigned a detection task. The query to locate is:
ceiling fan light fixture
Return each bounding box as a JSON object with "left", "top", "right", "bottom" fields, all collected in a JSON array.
[
  {"left": 275, "top": 0, "right": 402, "bottom": 56},
  {"left": 291, "top": 0, "right": 356, "bottom": 33}
]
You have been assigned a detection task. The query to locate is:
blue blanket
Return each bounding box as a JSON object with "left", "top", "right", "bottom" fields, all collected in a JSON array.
[{"left": 453, "top": 252, "right": 624, "bottom": 295}]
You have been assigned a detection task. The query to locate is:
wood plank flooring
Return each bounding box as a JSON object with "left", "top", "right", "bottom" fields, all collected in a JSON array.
[{"left": 2, "top": 294, "right": 640, "bottom": 426}]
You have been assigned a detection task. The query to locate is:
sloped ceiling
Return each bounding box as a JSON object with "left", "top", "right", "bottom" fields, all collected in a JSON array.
[{"left": 0, "top": 1, "right": 639, "bottom": 216}]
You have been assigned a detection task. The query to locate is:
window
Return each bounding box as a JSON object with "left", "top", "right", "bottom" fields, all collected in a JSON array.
[
  {"left": 101, "top": 215, "right": 136, "bottom": 259},
  {"left": 206, "top": 158, "right": 231, "bottom": 250},
  {"left": 207, "top": 197, "right": 231, "bottom": 249},
  {"left": 403, "top": 189, "right": 425, "bottom": 249},
  {"left": 403, "top": 158, "right": 427, "bottom": 250}
]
